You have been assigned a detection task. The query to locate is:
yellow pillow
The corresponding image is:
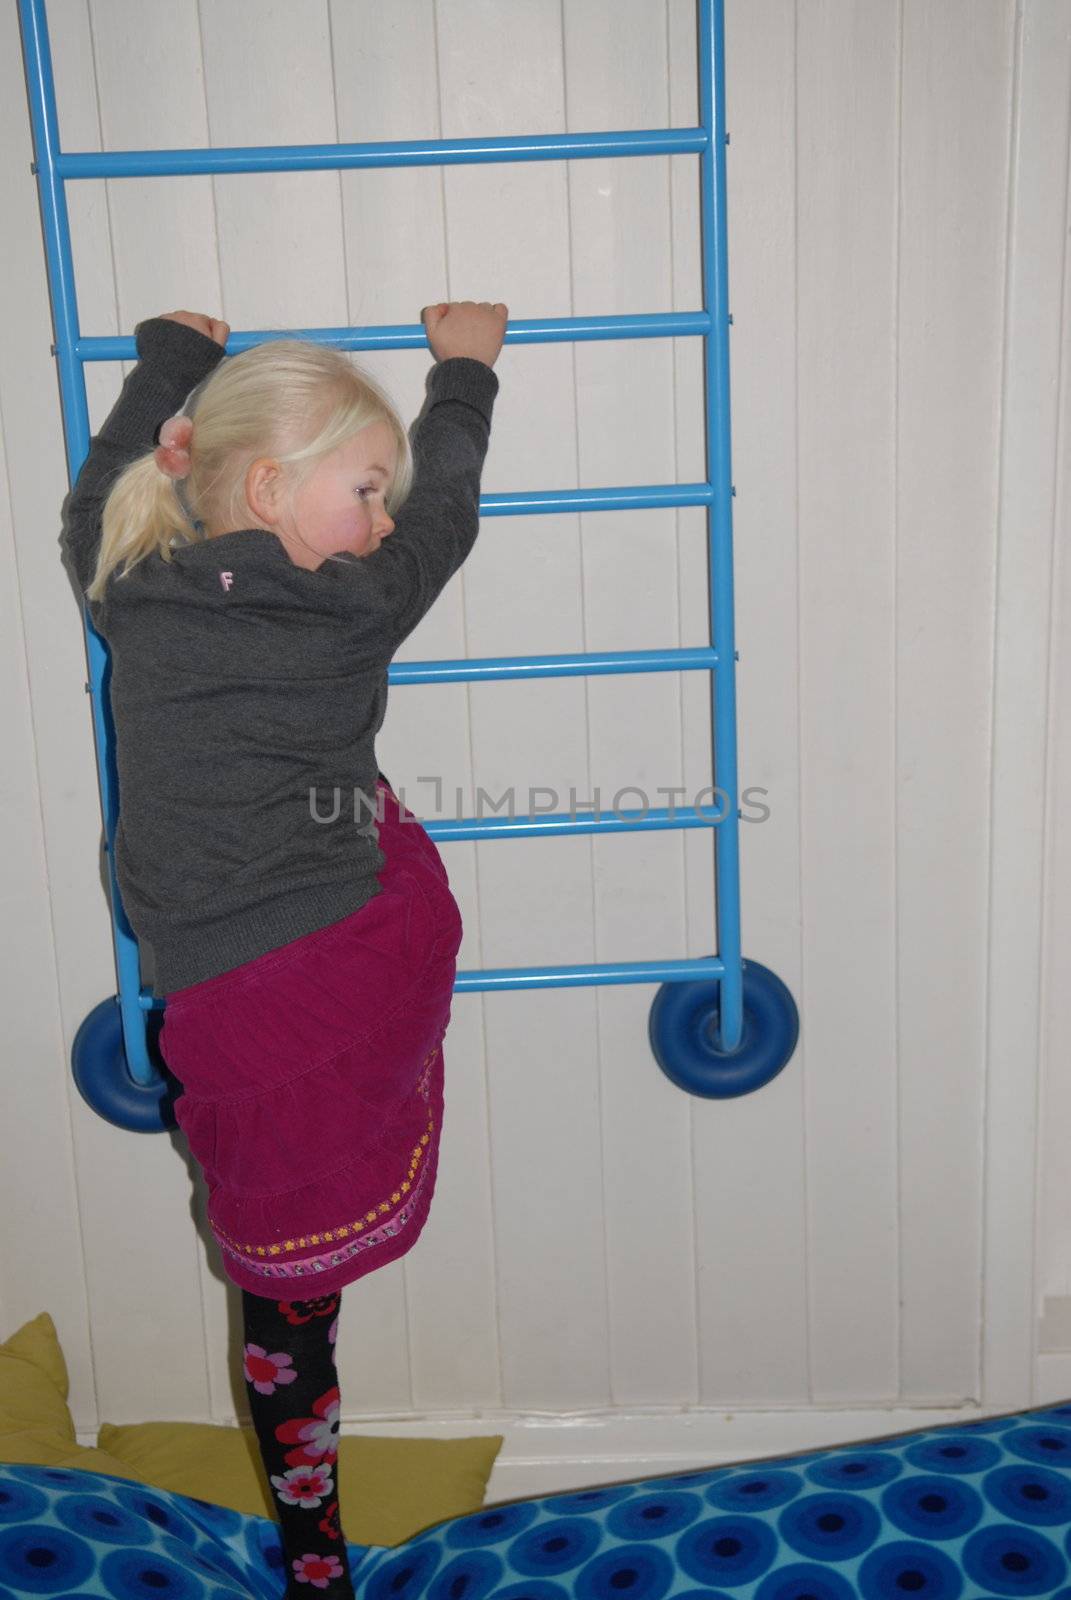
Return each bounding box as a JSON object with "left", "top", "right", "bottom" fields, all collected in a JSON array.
[
  {"left": 0, "top": 1312, "right": 147, "bottom": 1482},
  {"left": 99, "top": 1421, "right": 503, "bottom": 1546}
]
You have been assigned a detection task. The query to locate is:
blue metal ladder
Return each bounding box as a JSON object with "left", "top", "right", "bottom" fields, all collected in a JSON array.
[{"left": 19, "top": 0, "right": 798, "bottom": 1131}]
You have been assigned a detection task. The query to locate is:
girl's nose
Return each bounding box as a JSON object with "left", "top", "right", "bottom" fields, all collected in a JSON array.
[{"left": 377, "top": 510, "right": 395, "bottom": 537}]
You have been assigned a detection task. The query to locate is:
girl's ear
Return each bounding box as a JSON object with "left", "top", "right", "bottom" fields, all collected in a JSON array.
[{"left": 245, "top": 457, "right": 285, "bottom": 526}]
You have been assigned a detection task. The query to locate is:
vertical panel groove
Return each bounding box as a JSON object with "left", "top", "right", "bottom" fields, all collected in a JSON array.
[
  {"left": 193, "top": 1, "right": 223, "bottom": 321},
  {"left": 979, "top": 0, "right": 1019, "bottom": 1406},
  {"left": 979, "top": 0, "right": 1063, "bottom": 1409},
  {"left": 326, "top": 5, "right": 353, "bottom": 360},
  {"left": 892, "top": 0, "right": 905, "bottom": 1405},
  {"left": 667, "top": 1, "right": 699, "bottom": 1401},
  {"left": 84, "top": 3, "right": 120, "bottom": 350},
  {"left": 78, "top": 0, "right": 132, "bottom": 1425},
  {"left": 434, "top": 0, "right": 505, "bottom": 1411},
  {"left": 791, "top": 0, "right": 813, "bottom": 1407},
  {"left": 996, "top": 0, "right": 1030, "bottom": 1408},
  {"left": 1036, "top": 0, "right": 1071, "bottom": 1401},
  {"left": 566, "top": 0, "right": 611, "bottom": 1408}
]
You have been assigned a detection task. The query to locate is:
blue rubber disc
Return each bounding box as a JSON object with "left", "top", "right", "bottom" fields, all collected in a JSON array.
[
  {"left": 71, "top": 997, "right": 179, "bottom": 1133},
  {"left": 648, "top": 958, "right": 799, "bottom": 1098}
]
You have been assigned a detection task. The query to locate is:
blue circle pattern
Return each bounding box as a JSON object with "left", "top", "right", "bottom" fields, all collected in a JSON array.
[
  {"left": 53, "top": 1496, "right": 146, "bottom": 1548},
  {"left": 365, "top": 1539, "right": 443, "bottom": 1600},
  {"left": 985, "top": 1469, "right": 1071, "bottom": 1528},
  {"left": 446, "top": 1505, "right": 541, "bottom": 1549},
  {"left": 1005, "top": 1432, "right": 1071, "bottom": 1471},
  {"left": 606, "top": 1494, "right": 702, "bottom": 1540},
  {"left": 506, "top": 1518, "right": 602, "bottom": 1577},
  {"left": 98, "top": 1545, "right": 207, "bottom": 1600},
  {"left": 3, "top": 1402, "right": 1071, "bottom": 1598},
  {"left": 0, "top": 1487, "right": 47, "bottom": 1528},
  {"left": 676, "top": 1514, "right": 778, "bottom": 1585},
  {"left": 0, "top": 1524, "right": 94, "bottom": 1594},
  {"left": 706, "top": 1473, "right": 804, "bottom": 1513},
  {"left": 881, "top": 1476, "right": 984, "bottom": 1541},
  {"left": 858, "top": 1538, "right": 964, "bottom": 1600},
  {"left": 779, "top": 1492, "right": 883, "bottom": 1560},
  {"left": 492, "top": 1584, "right": 570, "bottom": 1600},
  {"left": 962, "top": 1525, "right": 1067, "bottom": 1596},
  {"left": 156, "top": 1536, "right": 242, "bottom": 1588},
  {"left": 807, "top": 1453, "right": 903, "bottom": 1491},
  {"left": 426, "top": 1549, "right": 505, "bottom": 1600},
  {"left": 756, "top": 1559, "right": 857, "bottom": 1600},
  {"left": 574, "top": 1543, "right": 675, "bottom": 1600},
  {"left": 906, "top": 1437, "right": 1004, "bottom": 1475},
  {"left": 540, "top": 1489, "right": 634, "bottom": 1515}
]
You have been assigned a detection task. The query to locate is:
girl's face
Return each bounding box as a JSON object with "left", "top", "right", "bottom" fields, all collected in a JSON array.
[{"left": 275, "top": 420, "right": 398, "bottom": 570}]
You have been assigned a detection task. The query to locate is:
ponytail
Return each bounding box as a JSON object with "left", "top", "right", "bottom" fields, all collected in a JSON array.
[{"left": 87, "top": 453, "right": 201, "bottom": 603}]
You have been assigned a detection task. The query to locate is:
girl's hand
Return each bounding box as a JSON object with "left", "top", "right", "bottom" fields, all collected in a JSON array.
[
  {"left": 421, "top": 301, "right": 508, "bottom": 367},
  {"left": 158, "top": 310, "right": 230, "bottom": 347}
]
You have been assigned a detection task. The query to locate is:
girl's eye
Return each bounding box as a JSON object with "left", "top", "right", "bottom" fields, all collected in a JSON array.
[{"left": 355, "top": 485, "right": 377, "bottom": 500}]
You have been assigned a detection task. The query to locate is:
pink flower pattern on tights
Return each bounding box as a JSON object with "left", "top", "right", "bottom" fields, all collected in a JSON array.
[{"left": 243, "top": 1343, "right": 298, "bottom": 1396}]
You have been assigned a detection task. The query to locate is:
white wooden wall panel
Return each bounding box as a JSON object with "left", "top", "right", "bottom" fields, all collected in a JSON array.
[
  {"left": 438, "top": 0, "right": 613, "bottom": 1413},
  {"left": 1002, "top": 0, "right": 1071, "bottom": 1407},
  {"left": 897, "top": 0, "right": 1017, "bottom": 1404},
  {"left": 796, "top": 0, "right": 901, "bottom": 1403},
  {"left": 561, "top": 0, "right": 688, "bottom": 1409},
  {"left": 0, "top": 304, "right": 94, "bottom": 1407},
  {"left": 86, "top": 2, "right": 217, "bottom": 326},
  {"left": 4, "top": 0, "right": 1071, "bottom": 1484},
  {"left": 1039, "top": 134, "right": 1071, "bottom": 1384}
]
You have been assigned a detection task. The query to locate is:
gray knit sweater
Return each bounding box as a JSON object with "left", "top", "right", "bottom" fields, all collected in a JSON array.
[{"left": 63, "top": 317, "right": 498, "bottom": 994}]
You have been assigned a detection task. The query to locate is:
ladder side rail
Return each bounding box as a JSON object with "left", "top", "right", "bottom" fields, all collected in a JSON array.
[
  {"left": 699, "top": 0, "right": 742, "bottom": 1051},
  {"left": 19, "top": 0, "right": 157, "bottom": 1081}
]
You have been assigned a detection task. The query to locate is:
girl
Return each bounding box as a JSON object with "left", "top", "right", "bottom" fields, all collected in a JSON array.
[{"left": 63, "top": 300, "right": 507, "bottom": 1597}]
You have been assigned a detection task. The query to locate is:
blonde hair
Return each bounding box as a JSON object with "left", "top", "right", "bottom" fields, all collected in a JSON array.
[{"left": 87, "top": 338, "right": 415, "bottom": 602}]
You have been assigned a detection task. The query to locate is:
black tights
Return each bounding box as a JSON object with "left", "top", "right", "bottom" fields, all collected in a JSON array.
[{"left": 240, "top": 1288, "right": 355, "bottom": 1598}]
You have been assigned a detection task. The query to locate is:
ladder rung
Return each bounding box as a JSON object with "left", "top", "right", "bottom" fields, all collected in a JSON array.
[
  {"left": 454, "top": 955, "right": 724, "bottom": 992},
  {"left": 390, "top": 647, "right": 718, "bottom": 685},
  {"left": 76, "top": 310, "right": 713, "bottom": 362},
  {"left": 425, "top": 806, "right": 724, "bottom": 842},
  {"left": 57, "top": 126, "right": 709, "bottom": 181},
  {"left": 145, "top": 953, "right": 726, "bottom": 1006},
  {"left": 482, "top": 483, "right": 713, "bottom": 515}
]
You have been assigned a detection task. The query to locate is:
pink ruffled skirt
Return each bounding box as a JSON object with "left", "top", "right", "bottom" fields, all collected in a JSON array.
[{"left": 158, "top": 783, "right": 462, "bottom": 1299}]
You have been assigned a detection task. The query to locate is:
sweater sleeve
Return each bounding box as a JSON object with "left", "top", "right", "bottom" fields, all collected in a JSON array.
[
  {"left": 362, "top": 355, "right": 499, "bottom": 650},
  {"left": 61, "top": 317, "right": 227, "bottom": 594}
]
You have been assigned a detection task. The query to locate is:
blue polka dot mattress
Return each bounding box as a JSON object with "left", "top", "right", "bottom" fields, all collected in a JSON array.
[{"left": 2, "top": 1400, "right": 1071, "bottom": 1599}]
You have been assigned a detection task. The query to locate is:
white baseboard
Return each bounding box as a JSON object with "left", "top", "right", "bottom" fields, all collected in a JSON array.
[
  {"left": 79, "top": 1395, "right": 1071, "bottom": 1505},
  {"left": 333, "top": 1401, "right": 1011, "bottom": 1502}
]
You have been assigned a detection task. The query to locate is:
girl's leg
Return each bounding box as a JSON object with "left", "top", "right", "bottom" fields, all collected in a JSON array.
[{"left": 240, "top": 1288, "right": 354, "bottom": 1599}]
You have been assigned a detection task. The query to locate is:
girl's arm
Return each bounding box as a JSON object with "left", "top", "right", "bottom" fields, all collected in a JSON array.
[
  {"left": 363, "top": 301, "right": 506, "bottom": 648},
  {"left": 61, "top": 314, "right": 227, "bottom": 594}
]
